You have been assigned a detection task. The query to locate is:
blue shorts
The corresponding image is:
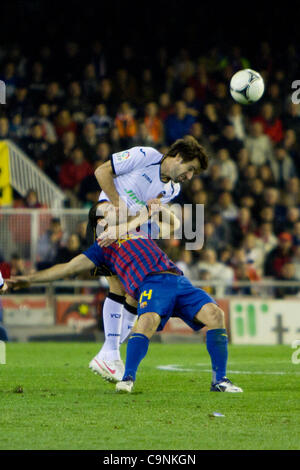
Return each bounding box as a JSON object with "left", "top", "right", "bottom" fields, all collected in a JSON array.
[{"left": 137, "top": 273, "right": 217, "bottom": 332}]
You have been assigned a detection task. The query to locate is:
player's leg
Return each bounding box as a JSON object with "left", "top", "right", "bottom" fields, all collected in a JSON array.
[
  {"left": 194, "top": 303, "right": 242, "bottom": 392},
  {"left": 175, "top": 276, "right": 242, "bottom": 392},
  {"left": 120, "top": 294, "right": 138, "bottom": 345},
  {"left": 116, "top": 274, "right": 176, "bottom": 393},
  {"left": 116, "top": 312, "right": 161, "bottom": 393},
  {"left": 89, "top": 276, "right": 126, "bottom": 382}
]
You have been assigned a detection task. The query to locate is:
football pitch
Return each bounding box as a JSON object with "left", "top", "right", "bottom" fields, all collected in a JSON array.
[{"left": 0, "top": 342, "right": 299, "bottom": 450}]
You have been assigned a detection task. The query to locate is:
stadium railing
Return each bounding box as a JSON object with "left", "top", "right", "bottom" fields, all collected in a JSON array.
[{"left": 4, "top": 140, "right": 66, "bottom": 209}]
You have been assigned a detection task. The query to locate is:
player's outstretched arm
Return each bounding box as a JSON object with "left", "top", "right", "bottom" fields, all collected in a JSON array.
[{"left": 8, "top": 254, "right": 96, "bottom": 289}]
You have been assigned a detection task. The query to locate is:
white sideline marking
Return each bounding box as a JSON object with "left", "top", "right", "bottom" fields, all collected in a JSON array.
[{"left": 156, "top": 364, "right": 300, "bottom": 375}]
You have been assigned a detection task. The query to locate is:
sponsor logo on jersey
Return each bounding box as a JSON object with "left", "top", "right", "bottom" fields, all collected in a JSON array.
[
  {"left": 124, "top": 189, "right": 146, "bottom": 207},
  {"left": 114, "top": 150, "right": 130, "bottom": 162},
  {"left": 142, "top": 173, "right": 152, "bottom": 184}
]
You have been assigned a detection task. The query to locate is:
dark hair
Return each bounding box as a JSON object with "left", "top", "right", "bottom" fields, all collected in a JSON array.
[{"left": 166, "top": 135, "right": 209, "bottom": 170}]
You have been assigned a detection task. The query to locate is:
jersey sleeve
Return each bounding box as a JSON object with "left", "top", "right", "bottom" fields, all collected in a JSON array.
[
  {"left": 83, "top": 242, "right": 106, "bottom": 267},
  {"left": 111, "top": 147, "right": 162, "bottom": 176},
  {"left": 0, "top": 271, "right": 3, "bottom": 288}
]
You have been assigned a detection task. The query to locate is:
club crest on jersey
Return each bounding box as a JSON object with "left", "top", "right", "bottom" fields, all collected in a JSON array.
[{"left": 114, "top": 150, "right": 130, "bottom": 162}]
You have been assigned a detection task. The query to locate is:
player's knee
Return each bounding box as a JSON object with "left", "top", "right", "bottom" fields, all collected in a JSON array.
[
  {"left": 205, "top": 305, "right": 225, "bottom": 329},
  {"left": 134, "top": 312, "right": 160, "bottom": 338}
]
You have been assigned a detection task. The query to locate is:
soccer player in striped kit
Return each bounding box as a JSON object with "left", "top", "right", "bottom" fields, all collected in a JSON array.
[
  {"left": 9, "top": 203, "right": 242, "bottom": 393},
  {"left": 87, "top": 136, "right": 209, "bottom": 381}
]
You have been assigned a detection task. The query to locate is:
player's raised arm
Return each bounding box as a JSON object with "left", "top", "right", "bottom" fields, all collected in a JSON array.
[
  {"left": 8, "top": 254, "right": 96, "bottom": 290},
  {"left": 94, "top": 160, "right": 124, "bottom": 209}
]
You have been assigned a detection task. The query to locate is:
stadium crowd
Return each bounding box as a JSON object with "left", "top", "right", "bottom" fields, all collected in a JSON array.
[{"left": 1, "top": 40, "right": 300, "bottom": 296}]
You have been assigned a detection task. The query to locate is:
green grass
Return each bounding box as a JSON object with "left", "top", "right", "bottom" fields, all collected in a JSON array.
[{"left": 0, "top": 342, "right": 300, "bottom": 450}]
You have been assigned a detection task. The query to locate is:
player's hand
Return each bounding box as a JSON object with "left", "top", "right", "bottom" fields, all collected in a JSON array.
[
  {"left": 6, "top": 276, "right": 31, "bottom": 291},
  {"left": 0, "top": 281, "right": 8, "bottom": 295},
  {"left": 147, "top": 198, "right": 162, "bottom": 216},
  {"left": 97, "top": 223, "right": 129, "bottom": 247}
]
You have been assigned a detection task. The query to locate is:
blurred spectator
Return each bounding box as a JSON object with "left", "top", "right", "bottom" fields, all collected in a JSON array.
[
  {"left": 54, "top": 233, "right": 82, "bottom": 264},
  {"left": 196, "top": 248, "right": 234, "bottom": 296},
  {"left": 37, "top": 218, "right": 67, "bottom": 270},
  {"left": 9, "top": 85, "right": 33, "bottom": 118},
  {"left": 245, "top": 121, "right": 273, "bottom": 166},
  {"left": 230, "top": 207, "right": 256, "bottom": 246},
  {"left": 78, "top": 160, "right": 101, "bottom": 207},
  {"left": 202, "top": 103, "right": 222, "bottom": 143},
  {"left": 212, "top": 192, "right": 238, "bottom": 221},
  {"left": 176, "top": 250, "right": 195, "bottom": 279},
  {"left": 275, "top": 263, "right": 299, "bottom": 298},
  {"left": 242, "top": 233, "right": 264, "bottom": 274},
  {"left": 215, "top": 124, "right": 244, "bottom": 157},
  {"left": 9, "top": 253, "right": 27, "bottom": 276},
  {"left": 182, "top": 87, "right": 201, "bottom": 117},
  {"left": 133, "top": 122, "right": 154, "bottom": 146},
  {"left": 32, "top": 103, "right": 57, "bottom": 143},
  {"left": 87, "top": 104, "right": 113, "bottom": 138},
  {"left": 255, "top": 222, "right": 278, "bottom": 257},
  {"left": 77, "top": 121, "right": 99, "bottom": 162},
  {"left": 59, "top": 147, "right": 93, "bottom": 197},
  {"left": 76, "top": 221, "right": 89, "bottom": 252},
  {"left": 264, "top": 232, "right": 294, "bottom": 277},
  {"left": 165, "top": 101, "right": 195, "bottom": 145},
  {"left": 65, "top": 81, "right": 90, "bottom": 121},
  {"left": 144, "top": 102, "right": 164, "bottom": 144},
  {"left": 44, "top": 82, "right": 64, "bottom": 117},
  {"left": 20, "top": 123, "right": 50, "bottom": 167},
  {"left": 115, "top": 102, "right": 137, "bottom": 145},
  {"left": 93, "top": 78, "right": 117, "bottom": 115},
  {"left": 93, "top": 141, "right": 111, "bottom": 164},
  {"left": 252, "top": 102, "right": 283, "bottom": 143},
  {"left": 227, "top": 103, "right": 246, "bottom": 141},
  {"left": 212, "top": 148, "right": 238, "bottom": 186},
  {"left": 0, "top": 117, "right": 11, "bottom": 140},
  {"left": 55, "top": 109, "right": 77, "bottom": 138},
  {"left": 158, "top": 93, "right": 173, "bottom": 121},
  {"left": 114, "top": 68, "right": 137, "bottom": 103},
  {"left": 269, "top": 145, "right": 297, "bottom": 189},
  {"left": 23, "top": 189, "right": 43, "bottom": 208}
]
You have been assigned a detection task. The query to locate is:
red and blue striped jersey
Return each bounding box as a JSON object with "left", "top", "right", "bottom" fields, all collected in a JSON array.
[{"left": 84, "top": 233, "right": 183, "bottom": 299}]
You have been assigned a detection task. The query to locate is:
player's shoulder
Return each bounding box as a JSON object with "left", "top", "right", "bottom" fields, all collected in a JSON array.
[{"left": 131, "top": 146, "right": 163, "bottom": 163}]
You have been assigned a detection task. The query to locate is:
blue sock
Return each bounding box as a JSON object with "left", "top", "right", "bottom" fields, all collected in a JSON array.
[
  {"left": 206, "top": 328, "right": 228, "bottom": 384},
  {"left": 123, "top": 333, "right": 150, "bottom": 381}
]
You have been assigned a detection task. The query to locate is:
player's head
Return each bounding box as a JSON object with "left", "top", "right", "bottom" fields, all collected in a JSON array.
[{"left": 164, "top": 135, "right": 209, "bottom": 183}]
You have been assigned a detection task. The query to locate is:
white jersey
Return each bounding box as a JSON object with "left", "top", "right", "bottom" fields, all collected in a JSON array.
[
  {"left": 99, "top": 146, "right": 180, "bottom": 214},
  {"left": 0, "top": 271, "right": 3, "bottom": 287}
]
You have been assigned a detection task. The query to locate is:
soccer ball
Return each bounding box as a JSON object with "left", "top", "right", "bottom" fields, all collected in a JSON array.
[{"left": 230, "top": 69, "right": 265, "bottom": 105}]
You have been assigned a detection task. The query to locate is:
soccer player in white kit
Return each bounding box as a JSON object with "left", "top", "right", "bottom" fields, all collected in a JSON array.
[{"left": 89, "top": 136, "right": 209, "bottom": 382}]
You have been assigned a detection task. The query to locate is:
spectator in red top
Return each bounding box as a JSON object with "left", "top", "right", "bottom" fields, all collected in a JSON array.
[
  {"left": 252, "top": 102, "right": 283, "bottom": 143},
  {"left": 264, "top": 232, "right": 294, "bottom": 277},
  {"left": 59, "top": 147, "right": 93, "bottom": 192},
  {"left": 55, "top": 109, "right": 77, "bottom": 139}
]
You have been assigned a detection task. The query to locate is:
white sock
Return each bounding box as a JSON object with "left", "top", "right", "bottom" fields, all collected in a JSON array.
[
  {"left": 120, "top": 302, "right": 137, "bottom": 344},
  {"left": 96, "top": 293, "right": 125, "bottom": 362}
]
